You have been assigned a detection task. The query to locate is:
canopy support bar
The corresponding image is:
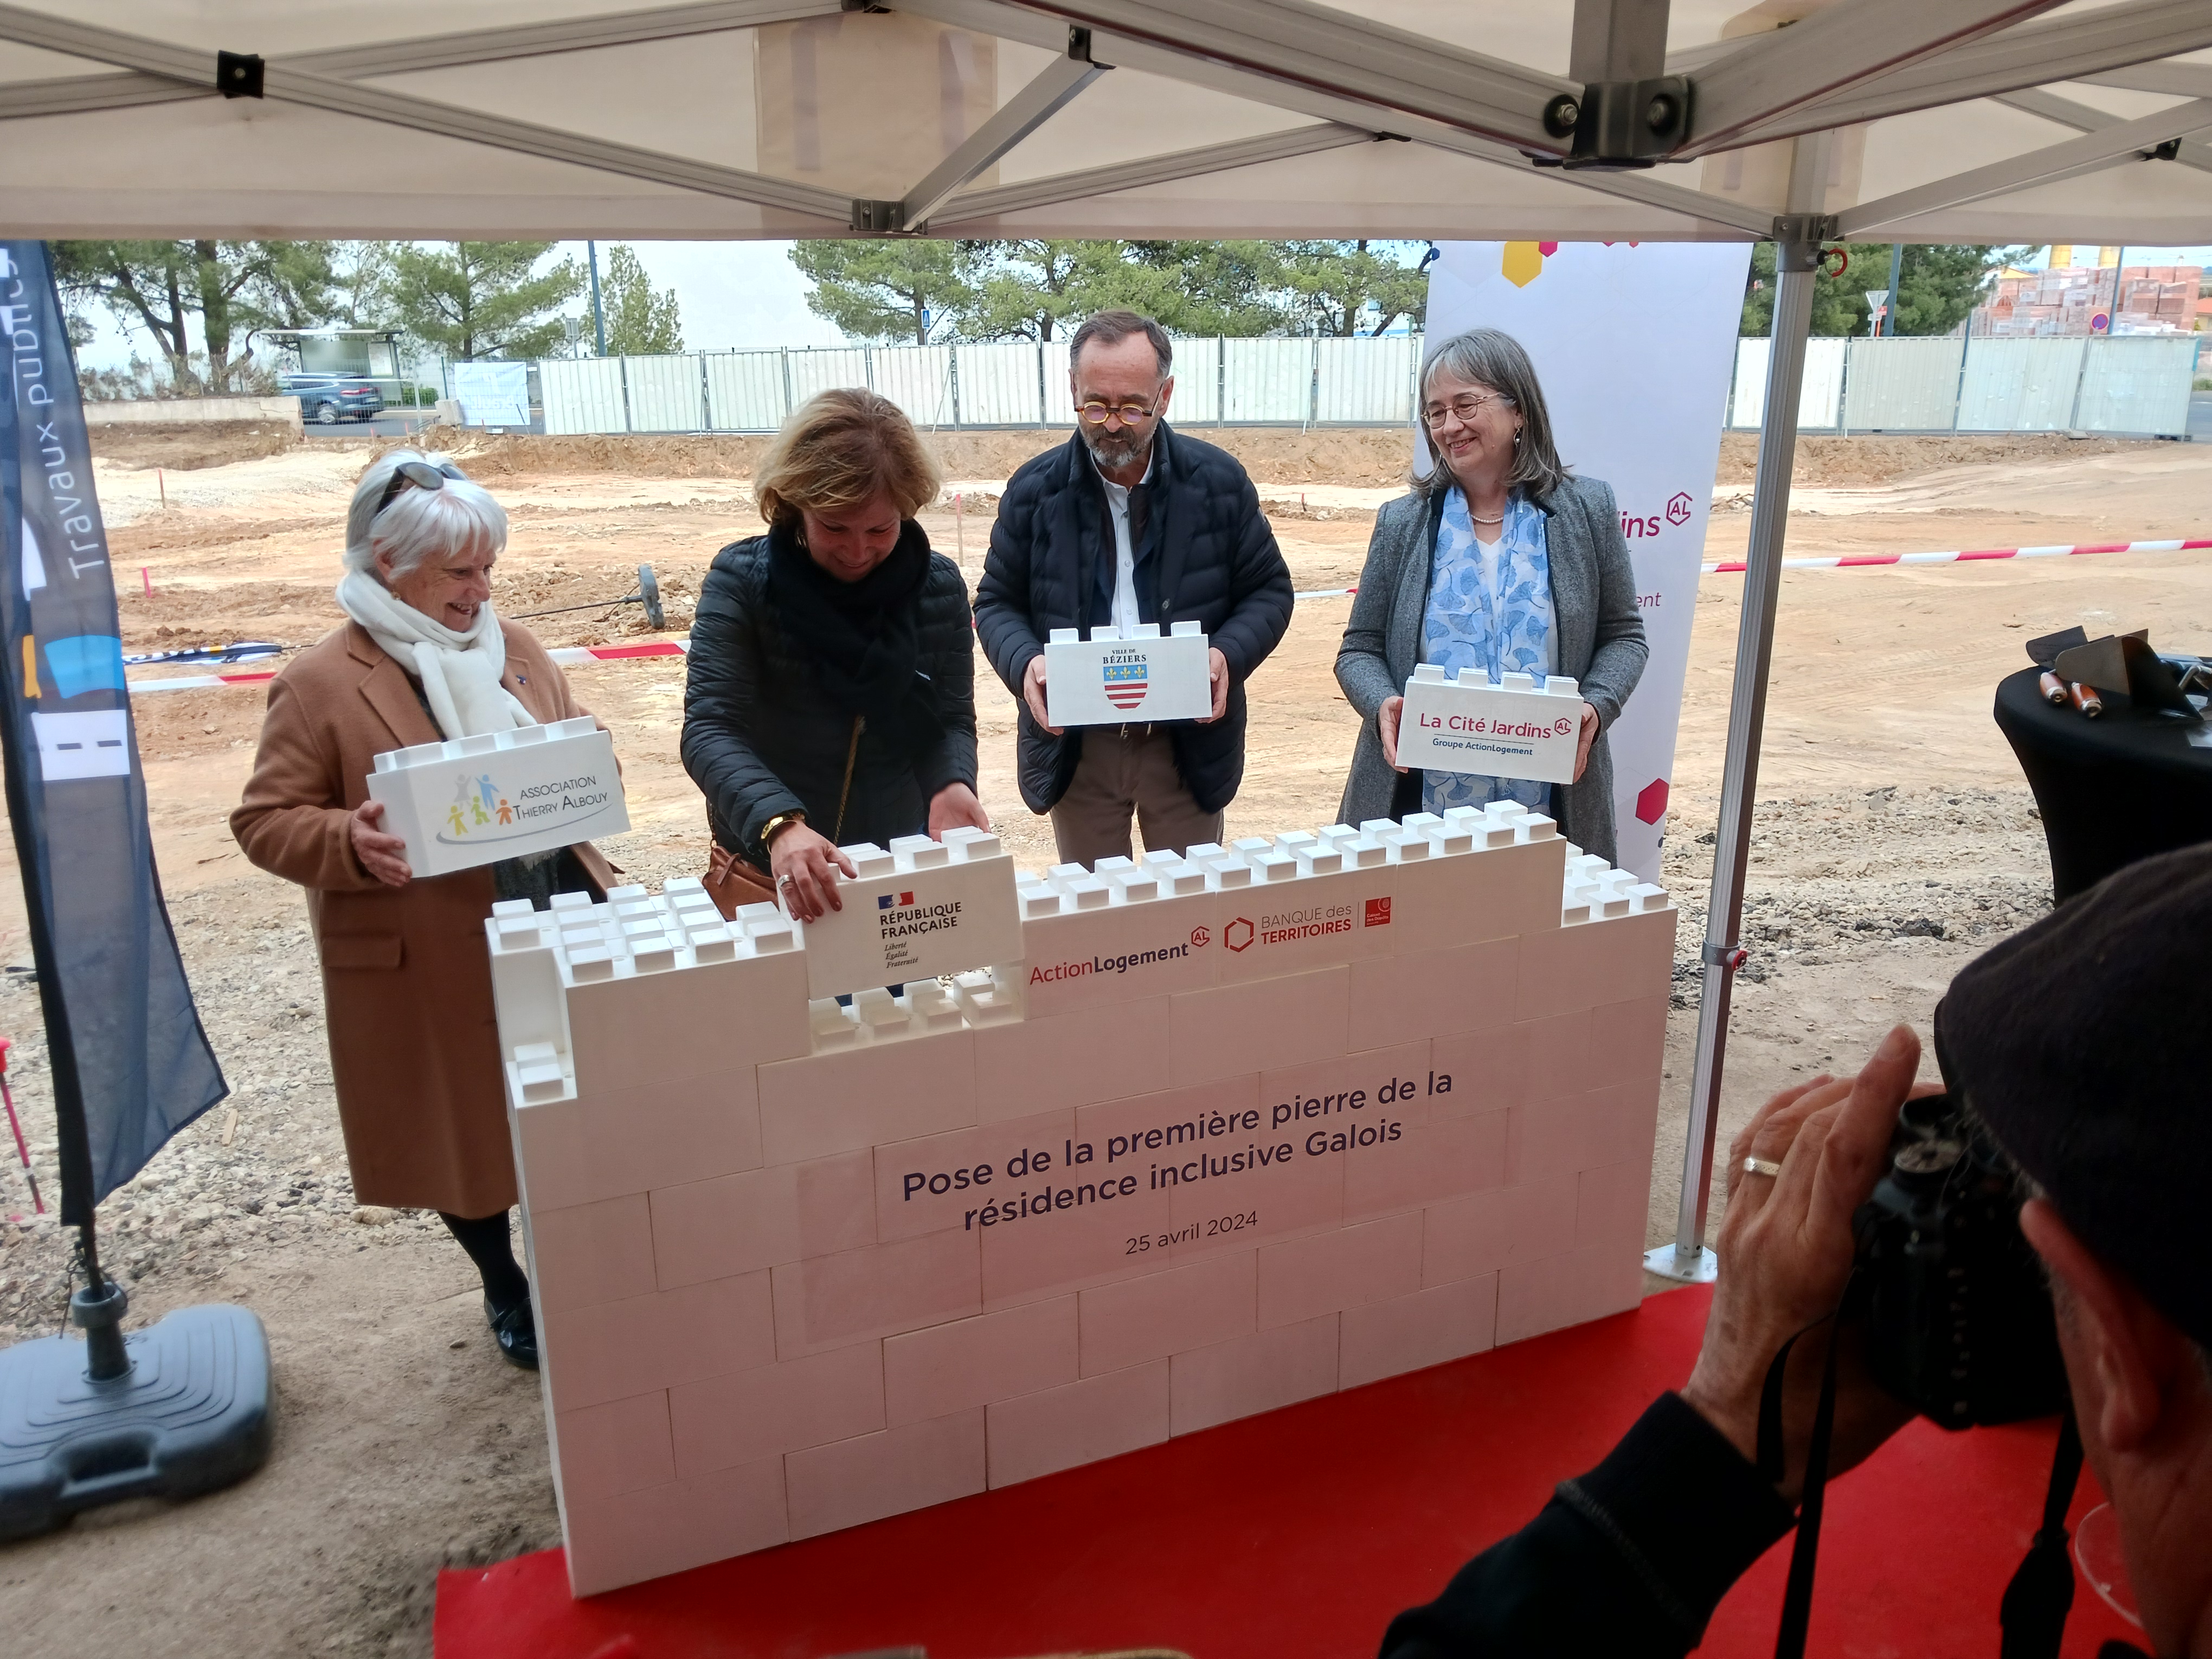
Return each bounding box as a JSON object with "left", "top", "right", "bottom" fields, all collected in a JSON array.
[
  {"left": 884, "top": 34, "right": 1104, "bottom": 231},
  {"left": 1645, "top": 165, "right": 1830, "bottom": 1284}
]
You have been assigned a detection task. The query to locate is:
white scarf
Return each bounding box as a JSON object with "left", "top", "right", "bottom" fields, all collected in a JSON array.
[{"left": 336, "top": 567, "right": 533, "bottom": 740}]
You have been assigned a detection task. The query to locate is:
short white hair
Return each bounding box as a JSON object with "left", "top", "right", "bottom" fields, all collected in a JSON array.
[{"left": 344, "top": 449, "right": 508, "bottom": 579}]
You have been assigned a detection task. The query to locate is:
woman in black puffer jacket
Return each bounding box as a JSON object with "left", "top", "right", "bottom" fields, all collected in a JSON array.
[{"left": 682, "top": 389, "right": 985, "bottom": 921}]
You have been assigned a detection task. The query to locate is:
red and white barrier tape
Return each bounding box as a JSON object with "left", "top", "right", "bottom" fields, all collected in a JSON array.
[
  {"left": 1702, "top": 537, "right": 2212, "bottom": 574},
  {"left": 114, "top": 540, "right": 2212, "bottom": 694}
]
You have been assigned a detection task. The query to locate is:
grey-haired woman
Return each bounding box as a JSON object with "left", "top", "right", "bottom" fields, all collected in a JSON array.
[
  {"left": 233, "top": 450, "right": 616, "bottom": 1369},
  {"left": 1334, "top": 328, "right": 1648, "bottom": 863}
]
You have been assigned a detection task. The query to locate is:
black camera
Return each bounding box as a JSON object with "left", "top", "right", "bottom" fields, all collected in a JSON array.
[{"left": 1853, "top": 1091, "right": 2069, "bottom": 1430}]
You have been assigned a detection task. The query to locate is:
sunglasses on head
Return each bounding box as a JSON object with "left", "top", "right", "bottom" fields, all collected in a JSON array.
[{"left": 374, "top": 458, "right": 465, "bottom": 519}]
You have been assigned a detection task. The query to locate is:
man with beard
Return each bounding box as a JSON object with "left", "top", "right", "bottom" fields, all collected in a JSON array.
[{"left": 975, "top": 310, "right": 1294, "bottom": 863}]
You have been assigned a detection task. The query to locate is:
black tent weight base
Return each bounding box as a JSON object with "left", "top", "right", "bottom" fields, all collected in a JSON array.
[{"left": 0, "top": 1294, "right": 272, "bottom": 1541}]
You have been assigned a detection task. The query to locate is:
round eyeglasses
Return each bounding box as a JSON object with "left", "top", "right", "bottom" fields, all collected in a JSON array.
[
  {"left": 1420, "top": 391, "right": 1515, "bottom": 429},
  {"left": 1078, "top": 400, "right": 1158, "bottom": 427}
]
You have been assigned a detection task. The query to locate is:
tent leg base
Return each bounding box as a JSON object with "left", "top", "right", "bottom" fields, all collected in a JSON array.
[{"left": 1643, "top": 1243, "right": 1718, "bottom": 1284}]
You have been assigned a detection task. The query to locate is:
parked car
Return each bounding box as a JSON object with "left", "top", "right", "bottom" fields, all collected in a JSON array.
[{"left": 281, "top": 374, "right": 385, "bottom": 424}]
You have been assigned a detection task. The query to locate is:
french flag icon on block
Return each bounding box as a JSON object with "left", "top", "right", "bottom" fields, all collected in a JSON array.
[
  {"left": 1103, "top": 660, "right": 1148, "bottom": 710},
  {"left": 879, "top": 891, "right": 915, "bottom": 909}
]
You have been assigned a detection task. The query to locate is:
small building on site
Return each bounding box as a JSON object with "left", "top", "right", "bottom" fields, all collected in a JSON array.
[{"left": 263, "top": 328, "right": 408, "bottom": 399}]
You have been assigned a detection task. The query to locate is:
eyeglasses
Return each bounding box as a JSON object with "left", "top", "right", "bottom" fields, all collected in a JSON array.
[
  {"left": 373, "top": 458, "right": 464, "bottom": 518},
  {"left": 1078, "top": 400, "right": 1158, "bottom": 426},
  {"left": 1420, "top": 391, "right": 1515, "bottom": 429}
]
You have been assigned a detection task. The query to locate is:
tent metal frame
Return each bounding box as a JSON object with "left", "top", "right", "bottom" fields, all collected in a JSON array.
[{"left": 2, "top": 0, "right": 2205, "bottom": 1277}]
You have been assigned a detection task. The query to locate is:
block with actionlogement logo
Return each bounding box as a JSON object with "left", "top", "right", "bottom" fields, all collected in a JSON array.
[
  {"left": 368, "top": 716, "right": 627, "bottom": 877},
  {"left": 1044, "top": 622, "right": 1212, "bottom": 726},
  {"left": 1396, "top": 666, "right": 1585, "bottom": 785},
  {"left": 499, "top": 818, "right": 1676, "bottom": 1596}
]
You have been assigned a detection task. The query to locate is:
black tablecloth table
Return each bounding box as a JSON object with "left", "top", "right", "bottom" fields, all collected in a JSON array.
[{"left": 1994, "top": 666, "right": 2212, "bottom": 902}]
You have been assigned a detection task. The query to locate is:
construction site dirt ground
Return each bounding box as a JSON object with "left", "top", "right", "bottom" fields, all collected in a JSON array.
[{"left": 2, "top": 425, "right": 2209, "bottom": 1657}]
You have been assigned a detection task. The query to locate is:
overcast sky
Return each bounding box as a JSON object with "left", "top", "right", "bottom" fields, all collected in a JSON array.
[{"left": 69, "top": 240, "right": 2212, "bottom": 374}]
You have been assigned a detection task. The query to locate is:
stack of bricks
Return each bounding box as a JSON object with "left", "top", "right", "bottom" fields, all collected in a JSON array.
[
  {"left": 494, "top": 804, "right": 1676, "bottom": 1594},
  {"left": 1977, "top": 265, "right": 2203, "bottom": 338}
]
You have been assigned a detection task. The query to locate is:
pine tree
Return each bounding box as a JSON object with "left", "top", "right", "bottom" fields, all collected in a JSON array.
[
  {"left": 389, "top": 241, "right": 583, "bottom": 360},
  {"left": 601, "top": 245, "right": 684, "bottom": 355}
]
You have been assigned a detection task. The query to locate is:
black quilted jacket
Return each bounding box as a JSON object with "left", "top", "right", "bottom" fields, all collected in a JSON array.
[
  {"left": 973, "top": 425, "right": 1294, "bottom": 815},
  {"left": 681, "top": 534, "right": 978, "bottom": 866}
]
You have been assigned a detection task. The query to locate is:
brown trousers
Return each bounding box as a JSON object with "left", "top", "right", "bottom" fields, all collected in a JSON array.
[{"left": 1049, "top": 725, "right": 1226, "bottom": 867}]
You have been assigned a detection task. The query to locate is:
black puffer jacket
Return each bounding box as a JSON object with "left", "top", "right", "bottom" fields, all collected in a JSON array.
[
  {"left": 682, "top": 534, "right": 978, "bottom": 866},
  {"left": 974, "top": 424, "right": 1294, "bottom": 815}
]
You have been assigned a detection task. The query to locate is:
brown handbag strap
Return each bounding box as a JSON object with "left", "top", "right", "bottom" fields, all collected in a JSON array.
[{"left": 833, "top": 715, "right": 864, "bottom": 843}]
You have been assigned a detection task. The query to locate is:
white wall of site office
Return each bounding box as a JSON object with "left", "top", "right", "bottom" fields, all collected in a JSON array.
[{"left": 531, "top": 332, "right": 2202, "bottom": 441}]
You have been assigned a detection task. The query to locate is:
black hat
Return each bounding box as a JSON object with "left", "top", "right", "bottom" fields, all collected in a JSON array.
[{"left": 1934, "top": 844, "right": 2212, "bottom": 1351}]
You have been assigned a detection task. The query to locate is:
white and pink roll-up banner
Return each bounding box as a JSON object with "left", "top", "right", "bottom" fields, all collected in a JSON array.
[{"left": 1424, "top": 241, "right": 1752, "bottom": 882}]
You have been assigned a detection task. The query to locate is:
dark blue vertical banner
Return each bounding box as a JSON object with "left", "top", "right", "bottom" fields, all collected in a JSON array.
[{"left": 0, "top": 241, "right": 226, "bottom": 1224}]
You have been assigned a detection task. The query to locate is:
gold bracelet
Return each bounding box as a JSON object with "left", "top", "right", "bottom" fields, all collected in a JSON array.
[{"left": 761, "top": 811, "right": 806, "bottom": 847}]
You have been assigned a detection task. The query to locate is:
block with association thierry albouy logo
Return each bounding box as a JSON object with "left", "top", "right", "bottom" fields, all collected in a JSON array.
[
  {"left": 1044, "top": 622, "right": 1211, "bottom": 727},
  {"left": 790, "top": 828, "right": 1021, "bottom": 1000},
  {"left": 368, "top": 716, "right": 628, "bottom": 878},
  {"left": 1396, "top": 666, "right": 1583, "bottom": 786}
]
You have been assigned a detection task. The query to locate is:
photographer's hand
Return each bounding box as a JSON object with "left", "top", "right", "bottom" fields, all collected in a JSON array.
[{"left": 1680, "top": 1026, "right": 1922, "bottom": 1504}]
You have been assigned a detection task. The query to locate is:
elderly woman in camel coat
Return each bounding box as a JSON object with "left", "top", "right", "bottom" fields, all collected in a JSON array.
[{"left": 233, "top": 450, "right": 615, "bottom": 1369}]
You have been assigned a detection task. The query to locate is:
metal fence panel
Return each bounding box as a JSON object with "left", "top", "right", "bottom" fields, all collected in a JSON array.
[
  {"left": 2074, "top": 336, "right": 2197, "bottom": 435},
  {"left": 870, "top": 344, "right": 953, "bottom": 427},
  {"left": 1162, "top": 336, "right": 1217, "bottom": 423},
  {"left": 1728, "top": 337, "right": 1846, "bottom": 429},
  {"left": 622, "top": 355, "right": 704, "bottom": 432},
  {"left": 1224, "top": 337, "right": 1314, "bottom": 422},
  {"left": 1041, "top": 339, "right": 1075, "bottom": 425},
  {"left": 539, "top": 358, "right": 627, "bottom": 435},
  {"left": 1958, "top": 338, "right": 2087, "bottom": 430},
  {"left": 784, "top": 348, "right": 873, "bottom": 407},
  {"left": 705, "top": 351, "right": 787, "bottom": 430},
  {"left": 949, "top": 342, "right": 1037, "bottom": 425},
  {"left": 1842, "top": 337, "right": 1964, "bottom": 430},
  {"left": 1315, "top": 334, "right": 1417, "bottom": 424}
]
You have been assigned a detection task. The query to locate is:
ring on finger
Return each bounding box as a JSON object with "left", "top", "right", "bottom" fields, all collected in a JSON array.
[{"left": 1741, "top": 1156, "right": 1783, "bottom": 1179}]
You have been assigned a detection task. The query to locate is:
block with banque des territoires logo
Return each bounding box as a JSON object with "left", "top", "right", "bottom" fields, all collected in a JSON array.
[
  {"left": 1043, "top": 621, "right": 1211, "bottom": 726},
  {"left": 791, "top": 829, "right": 1021, "bottom": 999},
  {"left": 366, "top": 716, "right": 628, "bottom": 878}
]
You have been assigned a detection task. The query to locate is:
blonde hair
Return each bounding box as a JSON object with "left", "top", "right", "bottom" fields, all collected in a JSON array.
[
  {"left": 755, "top": 389, "right": 942, "bottom": 528},
  {"left": 344, "top": 449, "right": 507, "bottom": 577}
]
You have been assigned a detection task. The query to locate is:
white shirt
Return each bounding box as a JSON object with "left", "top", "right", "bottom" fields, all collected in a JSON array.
[{"left": 1096, "top": 449, "right": 1156, "bottom": 636}]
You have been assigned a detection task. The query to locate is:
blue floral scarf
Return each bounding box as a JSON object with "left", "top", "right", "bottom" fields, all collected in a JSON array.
[{"left": 1419, "top": 486, "right": 1554, "bottom": 816}]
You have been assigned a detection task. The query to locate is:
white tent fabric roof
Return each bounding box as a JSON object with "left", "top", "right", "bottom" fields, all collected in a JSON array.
[{"left": 0, "top": 0, "right": 2205, "bottom": 243}]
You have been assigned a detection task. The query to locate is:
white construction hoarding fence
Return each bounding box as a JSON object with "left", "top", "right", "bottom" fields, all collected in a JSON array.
[
  {"left": 539, "top": 330, "right": 2197, "bottom": 441},
  {"left": 1728, "top": 333, "right": 2201, "bottom": 436},
  {"left": 540, "top": 336, "right": 1428, "bottom": 435}
]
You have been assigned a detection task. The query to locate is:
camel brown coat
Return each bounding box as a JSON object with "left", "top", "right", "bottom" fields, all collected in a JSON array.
[{"left": 232, "top": 621, "right": 616, "bottom": 1218}]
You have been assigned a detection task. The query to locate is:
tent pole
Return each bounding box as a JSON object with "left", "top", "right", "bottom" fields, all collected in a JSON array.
[{"left": 1645, "top": 199, "right": 1832, "bottom": 1283}]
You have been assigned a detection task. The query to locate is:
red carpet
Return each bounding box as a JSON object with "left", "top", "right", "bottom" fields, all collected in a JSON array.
[{"left": 435, "top": 1284, "right": 2138, "bottom": 1658}]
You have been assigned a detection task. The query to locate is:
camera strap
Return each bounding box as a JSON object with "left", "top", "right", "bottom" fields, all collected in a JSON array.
[
  {"left": 1998, "top": 1407, "right": 2082, "bottom": 1659},
  {"left": 1758, "top": 1277, "right": 2084, "bottom": 1659},
  {"left": 1760, "top": 1277, "right": 1862, "bottom": 1659}
]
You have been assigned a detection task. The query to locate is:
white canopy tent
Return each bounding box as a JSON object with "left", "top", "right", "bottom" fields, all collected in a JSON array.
[{"left": 9, "top": 0, "right": 2208, "bottom": 1275}]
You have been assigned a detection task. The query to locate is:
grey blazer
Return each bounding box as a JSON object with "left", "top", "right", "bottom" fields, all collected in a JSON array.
[{"left": 1333, "top": 474, "right": 1649, "bottom": 864}]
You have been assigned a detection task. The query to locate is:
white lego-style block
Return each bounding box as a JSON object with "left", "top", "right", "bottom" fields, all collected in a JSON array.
[
  {"left": 368, "top": 719, "right": 627, "bottom": 878},
  {"left": 790, "top": 840, "right": 1022, "bottom": 1000},
  {"left": 1044, "top": 627, "right": 1211, "bottom": 725},
  {"left": 1396, "top": 667, "right": 1583, "bottom": 784},
  {"left": 986, "top": 1361, "right": 1170, "bottom": 1488}
]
